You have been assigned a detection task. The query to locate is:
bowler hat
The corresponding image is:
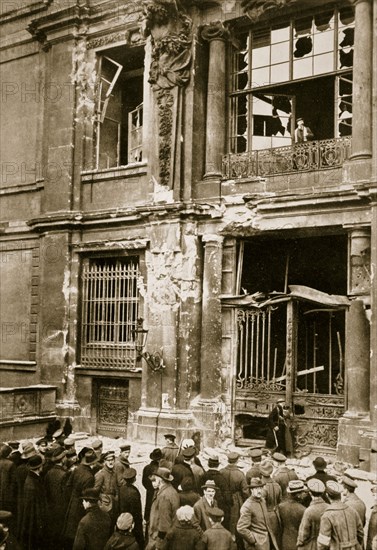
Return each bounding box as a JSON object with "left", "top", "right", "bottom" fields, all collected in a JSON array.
[
  {"left": 29, "top": 455, "right": 43, "bottom": 470},
  {"left": 123, "top": 467, "right": 137, "bottom": 480},
  {"left": 202, "top": 480, "right": 218, "bottom": 491},
  {"left": 21, "top": 442, "right": 37, "bottom": 460},
  {"left": 7, "top": 441, "right": 20, "bottom": 450},
  {"left": 81, "top": 488, "right": 100, "bottom": 502},
  {"left": 287, "top": 480, "right": 307, "bottom": 493},
  {"left": 326, "top": 480, "right": 342, "bottom": 497},
  {"left": 150, "top": 448, "right": 163, "bottom": 461},
  {"left": 249, "top": 477, "right": 265, "bottom": 488},
  {"left": 307, "top": 478, "right": 325, "bottom": 494},
  {"left": 342, "top": 476, "right": 357, "bottom": 489},
  {"left": 81, "top": 449, "right": 100, "bottom": 466},
  {"left": 154, "top": 467, "right": 174, "bottom": 482},
  {"left": 51, "top": 447, "right": 67, "bottom": 463},
  {"left": 78, "top": 446, "right": 92, "bottom": 462},
  {"left": 313, "top": 457, "right": 327, "bottom": 471},
  {"left": 259, "top": 461, "right": 273, "bottom": 476},
  {"left": 272, "top": 452, "right": 287, "bottom": 462},
  {"left": 0, "top": 525, "right": 8, "bottom": 545},
  {"left": 117, "top": 512, "right": 133, "bottom": 531},
  {"left": 227, "top": 452, "right": 240, "bottom": 463},
  {"left": 182, "top": 447, "right": 196, "bottom": 459}
]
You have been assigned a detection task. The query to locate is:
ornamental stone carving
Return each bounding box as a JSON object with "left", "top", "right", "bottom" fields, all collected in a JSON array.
[{"left": 241, "top": 0, "right": 298, "bottom": 22}]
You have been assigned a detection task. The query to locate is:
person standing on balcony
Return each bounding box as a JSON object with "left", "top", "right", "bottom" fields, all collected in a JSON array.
[{"left": 294, "top": 118, "right": 314, "bottom": 143}]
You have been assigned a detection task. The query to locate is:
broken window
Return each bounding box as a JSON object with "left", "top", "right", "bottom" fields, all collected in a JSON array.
[
  {"left": 229, "top": 7, "right": 354, "bottom": 153},
  {"left": 233, "top": 235, "right": 348, "bottom": 396},
  {"left": 95, "top": 45, "right": 144, "bottom": 170},
  {"left": 80, "top": 256, "right": 141, "bottom": 369}
]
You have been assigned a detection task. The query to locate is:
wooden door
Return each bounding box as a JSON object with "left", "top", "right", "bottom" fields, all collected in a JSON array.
[{"left": 97, "top": 380, "right": 129, "bottom": 437}]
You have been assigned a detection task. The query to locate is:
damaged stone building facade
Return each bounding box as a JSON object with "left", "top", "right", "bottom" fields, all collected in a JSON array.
[{"left": 0, "top": 0, "right": 376, "bottom": 470}]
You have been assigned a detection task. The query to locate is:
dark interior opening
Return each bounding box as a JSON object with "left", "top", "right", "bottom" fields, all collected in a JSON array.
[{"left": 236, "top": 414, "right": 269, "bottom": 440}]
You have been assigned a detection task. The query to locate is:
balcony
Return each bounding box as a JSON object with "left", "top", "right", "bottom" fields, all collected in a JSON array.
[{"left": 222, "top": 137, "right": 351, "bottom": 180}]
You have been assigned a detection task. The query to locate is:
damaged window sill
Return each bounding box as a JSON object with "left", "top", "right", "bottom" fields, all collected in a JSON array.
[
  {"left": 81, "top": 163, "right": 147, "bottom": 183},
  {"left": 0, "top": 360, "right": 37, "bottom": 372}
]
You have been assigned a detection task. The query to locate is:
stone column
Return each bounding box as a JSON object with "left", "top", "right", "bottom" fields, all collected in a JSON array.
[
  {"left": 348, "top": 228, "right": 371, "bottom": 296},
  {"left": 202, "top": 23, "right": 229, "bottom": 180},
  {"left": 344, "top": 299, "right": 370, "bottom": 416},
  {"left": 369, "top": 202, "right": 377, "bottom": 461},
  {"left": 200, "top": 235, "right": 223, "bottom": 398},
  {"left": 350, "top": 0, "right": 373, "bottom": 159}
]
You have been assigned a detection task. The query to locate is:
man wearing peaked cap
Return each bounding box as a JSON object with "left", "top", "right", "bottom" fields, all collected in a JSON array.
[
  {"left": 148, "top": 466, "right": 180, "bottom": 549},
  {"left": 104, "top": 512, "right": 139, "bottom": 550},
  {"left": 246, "top": 448, "right": 263, "bottom": 485},
  {"left": 114, "top": 443, "right": 131, "bottom": 489},
  {"left": 119, "top": 467, "right": 144, "bottom": 549},
  {"left": 94, "top": 449, "right": 118, "bottom": 529},
  {"left": 44, "top": 446, "right": 68, "bottom": 550},
  {"left": 202, "top": 506, "right": 234, "bottom": 550},
  {"left": 297, "top": 479, "right": 328, "bottom": 550},
  {"left": 259, "top": 460, "right": 282, "bottom": 547},
  {"left": 342, "top": 475, "right": 366, "bottom": 526},
  {"left": 161, "top": 434, "right": 179, "bottom": 467},
  {"left": 272, "top": 451, "right": 298, "bottom": 499},
  {"left": 73, "top": 487, "right": 111, "bottom": 550},
  {"left": 237, "top": 477, "right": 279, "bottom": 550},
  {"left": 317, "top": 481, "right": 364, "bottom": 550},
  {"left": 220, "top": 448, "right": 249, "bottom": 547}
]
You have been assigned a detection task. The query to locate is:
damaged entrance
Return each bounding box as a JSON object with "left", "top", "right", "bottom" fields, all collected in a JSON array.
[{"left": 227, "top": 235, "right": 349, "bottom": 453}]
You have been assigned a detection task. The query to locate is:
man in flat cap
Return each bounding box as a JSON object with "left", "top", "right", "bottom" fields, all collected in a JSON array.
[
  {"left": 72, "top": 488, "right": 111, "bottom": 550},
  {"left": 44, "top": 446, "right": 69, "bottom": 549},
  {"left": 317, "top": 481, "right": 363, "bottom": 550},
  {"left": 114, "top": 444, "right": 131, "bottom": 488},
  {"left": 342, "top": 475, "right": 366, "bottom": 526},
  {"left": 161, "top": 435, "right": 179, "bottom": 467},
  {"left": 147, "top": 468, "right": 180, "bottom": 550},
  {"left": 221, "top": 452, "right": 249, "bottom": 549},
  {"left": 202, "top": 507, "right": 235, "bottom": 550},
  {"left": 237, "top": 478, "right": 279, "bottom": 550},
  {"left": 94, "top": 450, "right": 118, "bottom": 527},
  {"left": 104, "top": 512, "right": 138, "bottom": 550},
  {"left": 297, "top": 479, "right": 329, "bottom": 550}
]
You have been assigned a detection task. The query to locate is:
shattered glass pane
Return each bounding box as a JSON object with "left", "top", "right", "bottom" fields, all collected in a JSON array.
[
  {"left": 237, "top": 71, "right": 249, "bottom": 90},
  {"left": 294, "top": 16, "right": 313, "bottom": 37},
  {"left": 314, "top": 11, "right": 334, "bottom": 32},
  {"left": 294, "top": 36, "right": 313, "bottom": 58}
]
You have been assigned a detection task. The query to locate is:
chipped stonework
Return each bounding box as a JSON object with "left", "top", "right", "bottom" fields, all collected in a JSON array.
[
  {"left": 146, "top": 224, "right": 201, "bottom": 313},
  {"left": 71, "top": 39, "right": 97, "bottom": 122}
]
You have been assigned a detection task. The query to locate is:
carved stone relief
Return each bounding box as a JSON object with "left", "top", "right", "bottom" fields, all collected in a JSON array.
[{"left": 241, "top": 0, "right": 298, "bottom": 22}]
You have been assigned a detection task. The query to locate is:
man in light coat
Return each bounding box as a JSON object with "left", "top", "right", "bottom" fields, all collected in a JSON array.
[
  {"left": 297, "top": 478, "right": 328, "bottom": 550},
  {"left": 237, "top": 478, "right": 279, "bottom": 550},
  {"left": 317, "top": 481, "right": 364, "bottom": 550},
  {"left": 342, "top": 475, "right": 366, "bottom": 526},
  {"left": 147, "top": 467, "right": 180, "bottom": 550}
]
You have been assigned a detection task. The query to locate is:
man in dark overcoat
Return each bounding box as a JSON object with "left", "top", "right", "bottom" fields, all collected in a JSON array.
[
  {"left": 271, "top": 452, "right": 298, "bottom": 498},
  {"left": 62, "top": 449, "right": 98, "bottom": 550},
  {"left": 119, "top": 467, "right": 144, "bottom": 550},
  {"left": 147, "top": 467, "right": 180, "bottom": 550},
  {"left": 277, "top": 479, "right": 307, "bottom": 550},
  {"left": 317, "top": 481, "right": 364, "bottom": 550},
  {"left": 367, "top": 484, "right": 377, "bottom": 550},
  {"left": 161, "top": 435, "right": 179, "bottom": 467},
  {"left": 72, "top": 488, "right": 111, "bottom": 550},
  {"left": 142, "top": 448, "right": 162, "bottom": 522},
  {"left": 114, "top": 443, "right": 131, "bottom": 488},
  {"left": 342, "top": 475, "right": 366, "bottom": 526},
  {"left": 15, "top": 442, "right": 37, "bottom": 538},
  {"left": 0, "top": 444, "right": 17, "bottom": 517},
  {"left": 45, "top": 446, "right": 69, "bottom": 549},
  {"left": 171, "top": 447, "right": 196, "bottom": 491},
  {"left": 18, "top": 454, "right": 47, "bottom": 550},
  {"left": 237, "top": 478, "right": 279, "bottom": 550},
  {"left": 297, "top": 479, "right": 329, "bottom": 550},
  {"left": 220, "top": 451, "right": 249, "bottom": 548},
  {"left": 265, "top": 398, "right": 286, "bottom": 453}
]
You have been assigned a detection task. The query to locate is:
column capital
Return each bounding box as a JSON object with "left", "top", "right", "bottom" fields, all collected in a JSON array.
[
  {"left": 201, "top": 22, "right": 229, "bottom": 43},
  {"left": 202, "top": 234, "right": 224, "bottom": 245}
]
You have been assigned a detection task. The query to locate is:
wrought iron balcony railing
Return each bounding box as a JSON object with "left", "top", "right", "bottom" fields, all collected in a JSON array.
[{"left": 222, "top": 137, "right": 351, "bottom": 180}]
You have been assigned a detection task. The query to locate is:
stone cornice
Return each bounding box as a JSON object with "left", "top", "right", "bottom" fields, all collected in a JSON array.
[{"left": 27, "top": 4, "right": 90, "bottom": 46}]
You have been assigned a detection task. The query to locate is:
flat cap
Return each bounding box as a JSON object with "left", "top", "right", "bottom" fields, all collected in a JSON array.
[
  {"left": 119, "top": 443, "right": 131, "bottom": 451},
  {"left": 272, "top": 452, "right": 287, "bottom": 462},
  {"left": 176, "top": 506, "right": 195, "bottom": 522},
  {"left": 64, "top": 438, "right": 75, "bottom": 447},
  {"left": 307, "top": 478, "right": 325, "bottom": 493},
  {"left": 249, "top": 448, "right": 262, "bottom": 459},
  {"left": 91, "top": 439, "right": 103, "bottom": 450},
  {"left": 117, "top": 512, "right": 133, "bottom": 531},
  {"left": 0, "top": 511, "right": 12, "bottom": 523},
  {"left": 207, "top": 507, "right": 224, "bottom": 520},
  {"left": 227, "top": 452, "right": 240, "bottom": 463},
  {"left": 123, "top": 467, "right": 137, "bottom": 480},
  {"left": 164, "top": 434, "right": 176, "bottom": 440}
]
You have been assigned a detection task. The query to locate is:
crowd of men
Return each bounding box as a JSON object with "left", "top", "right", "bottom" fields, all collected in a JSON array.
[{"left": 0, "top": 430, "right": 376, "bottom": 550}]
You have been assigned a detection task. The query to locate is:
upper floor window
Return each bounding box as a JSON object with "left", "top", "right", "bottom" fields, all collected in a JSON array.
[
  {"left": 229, "top": 7, "right": 354, "bottom": 153},
  {"left": 95, "top": 45, "right": 144, "bottom": 170}
]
